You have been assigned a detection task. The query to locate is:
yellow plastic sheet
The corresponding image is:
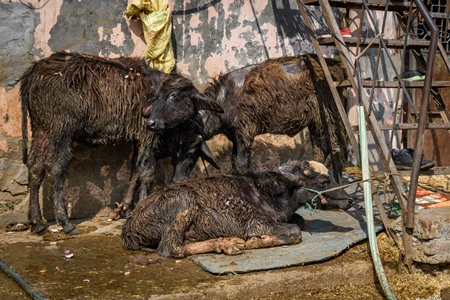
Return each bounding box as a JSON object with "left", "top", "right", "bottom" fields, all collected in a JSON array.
[{"left": 126, "top": 0, "right": 175, "bottom": 73}]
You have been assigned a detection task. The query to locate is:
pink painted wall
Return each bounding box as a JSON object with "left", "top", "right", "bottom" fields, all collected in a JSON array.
[{"left": 1, "top": 0, "right": 324, "bottom": 220}]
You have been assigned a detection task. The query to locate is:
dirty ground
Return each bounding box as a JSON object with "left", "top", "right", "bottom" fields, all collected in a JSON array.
[
  {"left": 1, "top": 169, "right": 450, "bottom": 299},
  {"left": 1, "top": 217, "right": 449, "bottom": 299}
]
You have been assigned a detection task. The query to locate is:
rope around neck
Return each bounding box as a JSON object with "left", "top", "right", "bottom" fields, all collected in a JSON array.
[{"left": 301, "top": 176, "right": 380, "bottom": 213}]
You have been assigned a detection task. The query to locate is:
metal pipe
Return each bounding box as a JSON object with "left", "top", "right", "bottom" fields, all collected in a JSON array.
[{"left": 406, "top": 0, "right": 439, "bottom": 229}]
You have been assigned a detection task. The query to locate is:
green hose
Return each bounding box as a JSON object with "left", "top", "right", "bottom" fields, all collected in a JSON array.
[
  {"left": 358, "top": 105, "right": 396, "bottom": 300},
  {"left": 0, "top": 258, "right": 49, "bottom": 300}
]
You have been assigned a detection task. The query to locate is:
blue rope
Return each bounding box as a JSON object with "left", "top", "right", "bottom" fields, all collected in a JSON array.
[
  {"left": 304, "top": 202, "right": 316, "bottom": 213},
  {"left": 301, "top": 187, "right": 323, "bottom": 214}
]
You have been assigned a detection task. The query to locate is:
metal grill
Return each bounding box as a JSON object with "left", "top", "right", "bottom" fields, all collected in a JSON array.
[{"left": 417, "top": 0, "right": 450, "bottom": 51}]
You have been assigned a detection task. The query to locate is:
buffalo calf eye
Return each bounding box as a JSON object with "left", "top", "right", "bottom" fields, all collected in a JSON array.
[
  {"left": 318, "top": 178, "right": 330, "bottom": 186},
  {"left": 168, "top": 93, "right": 178, "bottom": 101}
]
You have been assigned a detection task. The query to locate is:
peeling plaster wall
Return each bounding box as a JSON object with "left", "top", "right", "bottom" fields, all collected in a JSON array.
[
  {"left": 346, "top": 9, "right": 402, "bottom": 169},
  {"left": 171, "top": 0, "right": 339, "bottom": 89},
  {"left": 0, "top": 0, "right": 397, "bottom": 221},
  {"left": 46, "top": 1, "right": 135, "bottom": 57},
  {"left": 0, "top": 3, "right": 37, "bottom": 90}
]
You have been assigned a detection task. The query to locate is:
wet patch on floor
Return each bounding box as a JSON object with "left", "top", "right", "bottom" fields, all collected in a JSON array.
[{"left": 0, "top": 234, "right": 224, "bottom": 300}]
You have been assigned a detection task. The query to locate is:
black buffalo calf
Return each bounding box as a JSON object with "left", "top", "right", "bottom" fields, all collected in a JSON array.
[
  {"left": 20, "top": 51, "right": 222, "bottom": 234},
  {"left": 121, "top": 160, "right": 354, "bottom": 258}
]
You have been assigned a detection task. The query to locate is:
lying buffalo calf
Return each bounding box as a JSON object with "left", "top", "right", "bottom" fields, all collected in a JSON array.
[{"left": 121, "top": 160, "right": 354, "bottom": 257}]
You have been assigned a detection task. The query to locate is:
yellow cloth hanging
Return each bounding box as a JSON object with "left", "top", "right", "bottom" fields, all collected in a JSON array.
[{"left": 126, "top": 0, "right": 175, "bottom": 73}]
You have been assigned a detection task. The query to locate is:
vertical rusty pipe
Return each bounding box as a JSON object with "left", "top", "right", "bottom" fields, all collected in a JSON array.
[{"left": 406, "top": 0, "right": 439, "bottom": 229}]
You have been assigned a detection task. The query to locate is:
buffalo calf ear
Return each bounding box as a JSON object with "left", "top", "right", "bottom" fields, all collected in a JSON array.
[
  {"left": 278, "top": 165, "right": 299, "bottom": 182},
  {"left": 193, "top": 92, "right": 224, "bottom": 113},
  {"left": 200, "top": 141, "right": 220, "bottom": 170},
  {"left": 307, "top": 160, "right": 329, "bottom": 175}
]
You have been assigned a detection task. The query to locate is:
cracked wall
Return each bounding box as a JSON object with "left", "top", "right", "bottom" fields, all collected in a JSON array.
[{"left": 0, "top": 0, "right": 343, "bottom": 220}]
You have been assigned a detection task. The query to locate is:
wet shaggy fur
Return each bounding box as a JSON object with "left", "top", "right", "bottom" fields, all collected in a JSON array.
[
  {"left": 20, "top": 51, "right": 220, "bottom": 234},
  {"left": 195, "top": 54, "right": 348, "bottom": 183},
  {"left": 121, "top": 160, "right": 354, "bottom": 258}
]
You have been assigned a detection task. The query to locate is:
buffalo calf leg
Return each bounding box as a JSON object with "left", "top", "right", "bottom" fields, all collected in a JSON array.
[
  {"left": 246, "top": 222, "right": 302, "bottom": 249},
  {"left": 28, "top": 186, "right": 46, "bottom": 234},
  {"left": 289, "top": 214, "right": 306, "bottom": 230},
  {"left": 157, "top": 201, "right": 196, "bottom": 257},
  {"left": 46, "top": 142, "right": 78, "bottom": 235},
  {"left": 119, "top": 145, "right": 156, "bottom": 217},
  {"left": 27, "top": 165, "right": 46, "bottom": 233},
  {"left": 119, "top": 147, "right": 140, "bottom": 218},
  {"left": 137, "top": 152, "right": 156, "bottom": 202},
  {"left": 52, "top": 176, "right": 78, "bottom": 234},
  {"left": 119, "top": 172, "right": 139, "bottom": 218},
  {"left": 231, "top": 137, "right": 252, "bottom": 173},
  {"left": 310, "top": 134, "right": 328, "bottom": 164},
  {"left": 331, "top": 149, "right": 343, "bottom": 184},
  {"left": 245, "top": 235, "right": 290, "bottom": 249},
  {"left": 27, "top": 130, "right": 48, "bottom": 234},
  {"left": 184, "top": 237, "right": 245, "bottom": 256}
]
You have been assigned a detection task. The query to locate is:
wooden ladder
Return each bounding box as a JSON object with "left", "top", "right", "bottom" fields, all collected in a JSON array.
[{"left": 295, "top": 0, "right": 450, "bottom": 271}]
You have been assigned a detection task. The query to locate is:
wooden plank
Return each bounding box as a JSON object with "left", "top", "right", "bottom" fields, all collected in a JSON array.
[
  {"left": 372, "top": 166, "right": 450, "bottom": 176},
  {"left": 377, "top": 123, "right": 450, "bottom": 130},
  {"left": 303, "top": 0, "right": 414, "bottom": 10},
  {"left": 319, "top": 36, "right": 430, "bottom": 48},
  {"left": 335, "top": 80, "right": 450, "bottom": 88}
]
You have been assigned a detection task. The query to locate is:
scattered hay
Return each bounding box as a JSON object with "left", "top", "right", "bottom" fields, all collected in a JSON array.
[
  {"left": 344, "top": 166, "right": 362, "bottom": 179},
  {"left": 377, "top": 231, "right": 400, "bottom": 265},
  {"left": 315, "top": 231, "right": 450, "bottom": 299}
]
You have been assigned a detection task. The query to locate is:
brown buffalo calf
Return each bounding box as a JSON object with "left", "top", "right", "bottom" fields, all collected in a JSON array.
[
  {"left": 156, "top": 54, "right": 348, "bottom": 185},
  {"left": 121, "top": 160, "right": 354, "bottom": 258}
]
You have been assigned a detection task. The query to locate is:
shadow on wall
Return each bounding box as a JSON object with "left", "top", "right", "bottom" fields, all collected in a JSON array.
[
  {"left": 172, "top": 0, "right": 222, "bottom": 15},
  {"left": 189, "top": 131, "right": 314, "bottom": 179},
  {"left": 270, "top": 0, "right": 311, "bottom": 56},
  {"left": 41, "top": 131, "right": 312, "bottom": 221},
  {"left": 42, "top": 143, "right": 134, "bottom": 221}
]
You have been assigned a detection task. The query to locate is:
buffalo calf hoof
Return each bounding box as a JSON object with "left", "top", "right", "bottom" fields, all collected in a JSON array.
[
  {"left": 67, "top": 227, "right": 81, "bottom": 235},
  {"left": 63, "top": 223, "right": 80, "bottom": 235},
  {"left": 110, "top": 202, "right": 128, "bottom": 220},
  {"left": 218, "top": 237, "right": 245, "bottom": 255},
  {"left": 110, "top": 202, "right": 123, "bottom": 220},
  {"left": 245, "top": 237, "right": 264, "bottom": 249},
  {"left": 31, "top": 222, "right": 47, "bottom": 235}
]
